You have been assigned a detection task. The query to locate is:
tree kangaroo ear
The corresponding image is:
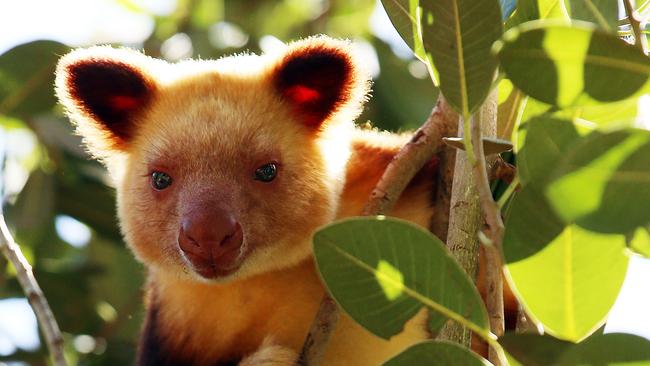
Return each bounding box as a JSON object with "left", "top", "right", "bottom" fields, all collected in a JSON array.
[
  {"left": 55, "top": 47, "right": 158, "bottom": 153},
  {"left": 272, "top": 37, "right": 369, "bottom": 128}
]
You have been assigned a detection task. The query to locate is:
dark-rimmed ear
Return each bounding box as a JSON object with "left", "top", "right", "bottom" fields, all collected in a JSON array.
[
  {"left": 55, "top": 47, "right": 158, "bottom": 153},
  {"left": 272, "top": 37, "right": 369, "bottom": 128}
]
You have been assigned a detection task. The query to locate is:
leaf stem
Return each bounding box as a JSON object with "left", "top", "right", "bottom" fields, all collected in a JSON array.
[{"left": 463, "top": 112, "right": 476, "bottom": 165}]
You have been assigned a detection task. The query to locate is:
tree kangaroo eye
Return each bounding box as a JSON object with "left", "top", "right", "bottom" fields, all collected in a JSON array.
[
  {"left": 151, "top": 171, "right": 173, "bottom": 190},
  {"left": 254, "top": 163, "right": 278, "bottom": 182}
]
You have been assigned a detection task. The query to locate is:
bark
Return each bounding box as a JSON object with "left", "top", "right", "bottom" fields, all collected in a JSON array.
[{"left": 438, "top": 91, "right": 501, "bottom": 353}]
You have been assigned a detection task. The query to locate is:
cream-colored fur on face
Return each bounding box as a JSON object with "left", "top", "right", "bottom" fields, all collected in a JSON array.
[{"left": 56, "top": 37, "right": 436, "bottom": 365}]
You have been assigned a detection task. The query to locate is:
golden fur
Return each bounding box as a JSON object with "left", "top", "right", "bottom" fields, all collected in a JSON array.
[{"left": 56, "top": 37, "right": 439, "bottom": 365}]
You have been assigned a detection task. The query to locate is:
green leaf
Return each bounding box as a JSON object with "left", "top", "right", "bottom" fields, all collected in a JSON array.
[
  {"left": 503, "top": 187, "right": 629, "bottom": 341},
  {"left": 495, "top": 23, "right": 650, "bottom": 107},
  {"left": 515, "top": 96, "right": 639, "bottom": 152},
  {"left": 0, "top": 41, "right": 70, "bottom": 117},
  {"left": 422, "top": 0, "right": 503, "bottom": 116},
  {"left": 500, "top": 333, "right": 572, "bottom": 366},
  {"left": 558, "top": 333, "right": 650, "bottom": 365},
  {"left": 313, "top": 217, "right": 488, "bottom": 339},
  {"left": 502, "top": 333, "right": 650, "bottom": 365},
  {"left": 568, "top": 0, "right": 618, "bottom": 31},
  {"left": 382, "top": 340, "right": 492, "bottom": 366},
  {"left": 546, "top": 129, "right": 650, "bottom": 233},
  {"left": 517, "top": 117, "right": 582, "bottom": 186}
]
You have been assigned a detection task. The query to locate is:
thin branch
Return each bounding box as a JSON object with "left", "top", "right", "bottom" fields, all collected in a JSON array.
[
  {"left": 297, "top": 296, "right": 339, "bottom": 365},
  {"left": 0, "top": 216, "right": 67, "bottom": 366},
  {"left": 470, "top": 92, "right": 505, "bottom": 365},
  {"left": 363, "top": 95, "right": 457, "bottom": 215},
  {"left": 299, "top": 94, "right": 457, "bottom": 365},
  {"left": 624, "top": 0, "right": 649, "bottom": 53}
]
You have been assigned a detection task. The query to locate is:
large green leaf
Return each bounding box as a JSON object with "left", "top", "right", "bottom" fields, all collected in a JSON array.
[
  {"left": 503, "top": 187, "right": 629, "bottom": 342},
  {"left": 500, "top": 333, "right": 572, "bottom": 366},
  {"left": 515, "top": 96, "right": 639, "bottom": 153},
  {"left": 502, "top": 333, "right": 650, "bottom": 365},
  {"left": 0, "top": 41, "right": 70, "bottom": 117},
  {"left": 558, "top": 333, "right": 650, "bottom": 365},
  {"left": 517, "top": 117, "right": 581, "bottom": 186},
  {"left": 313, "top": 217, "right": 488, "bottom": 339},
  {"left": 422, "top": 0, "right": 503, "bottom": 116},
  {"left": 568, "top": 0, "right": 618, "bottom": 31},
  {"left": 495, "top": 23, "right": 650, "bottom": 107},
  {"left": 383, "top": 340, "right": 491, "bottom": 366},
  {"left": 546, "top": 129, "right": 650, "bottom": 234}
]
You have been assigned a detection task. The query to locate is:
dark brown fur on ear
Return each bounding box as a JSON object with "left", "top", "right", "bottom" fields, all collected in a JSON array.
[
  {"left": 66, "top": 59, "right": 154, "bottom": 143},
  {"left": 274, "top": 40, "right": 358, "bottom": 128}
]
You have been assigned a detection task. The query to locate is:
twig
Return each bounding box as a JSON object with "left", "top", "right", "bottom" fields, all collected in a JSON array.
[
  {"left": 0, "top": 216, "right": 67, "bottom": 366},
  {"left": 299, "top": 94, "right": 457, "bottom": 365},
  {"left": 297, "top": 296, "right": 339, "bottom": 365},
  {"left": 363, "top": 95, "right": 457, "bottom": 215},
  {"left": 470, "top": 92, "right": 505, "bottom": 365},
  {"left": 624, "top": 0, "right": 648, "bottom": 53}
]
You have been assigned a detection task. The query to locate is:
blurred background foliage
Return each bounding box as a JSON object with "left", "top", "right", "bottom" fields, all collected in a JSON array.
[{"left": 0, "top": 0, "right": 439, "bottom": 364}]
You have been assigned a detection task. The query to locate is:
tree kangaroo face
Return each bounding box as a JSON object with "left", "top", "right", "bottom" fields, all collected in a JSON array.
[{"left": 55, "top": 37, "right": 369, "bottom": 282}]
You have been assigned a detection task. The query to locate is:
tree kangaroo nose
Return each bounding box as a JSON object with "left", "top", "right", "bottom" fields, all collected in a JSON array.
[{"left": 178, "top": 205, "right": 244, "bottom": 274}]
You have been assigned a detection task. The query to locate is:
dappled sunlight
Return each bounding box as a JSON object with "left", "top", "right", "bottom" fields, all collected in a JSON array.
[
  {"left": 546, "top": 132, "right": 650, "bottom": 223},
  {"left": 375, "top": 259, "right": 404, "bottom": 301}
]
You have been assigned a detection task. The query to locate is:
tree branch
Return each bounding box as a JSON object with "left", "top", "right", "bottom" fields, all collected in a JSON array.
[
  {"left": 298, "top": 94, "right": 457, "bottom": 365},
  {"left": 430, "top": 109, "right": 459, "bottom": 244},
  {"left": 471, "top": 92, "right": 505, "bottom": 365},
  {"left": 363, "top": 95, "right": 457, "bottom": 215},
  {"left": 0, "top": 216, "right": 67, "bottom": 366},
  {"left": 437, "top": 113, "right": 482, "bottom": 347}
]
